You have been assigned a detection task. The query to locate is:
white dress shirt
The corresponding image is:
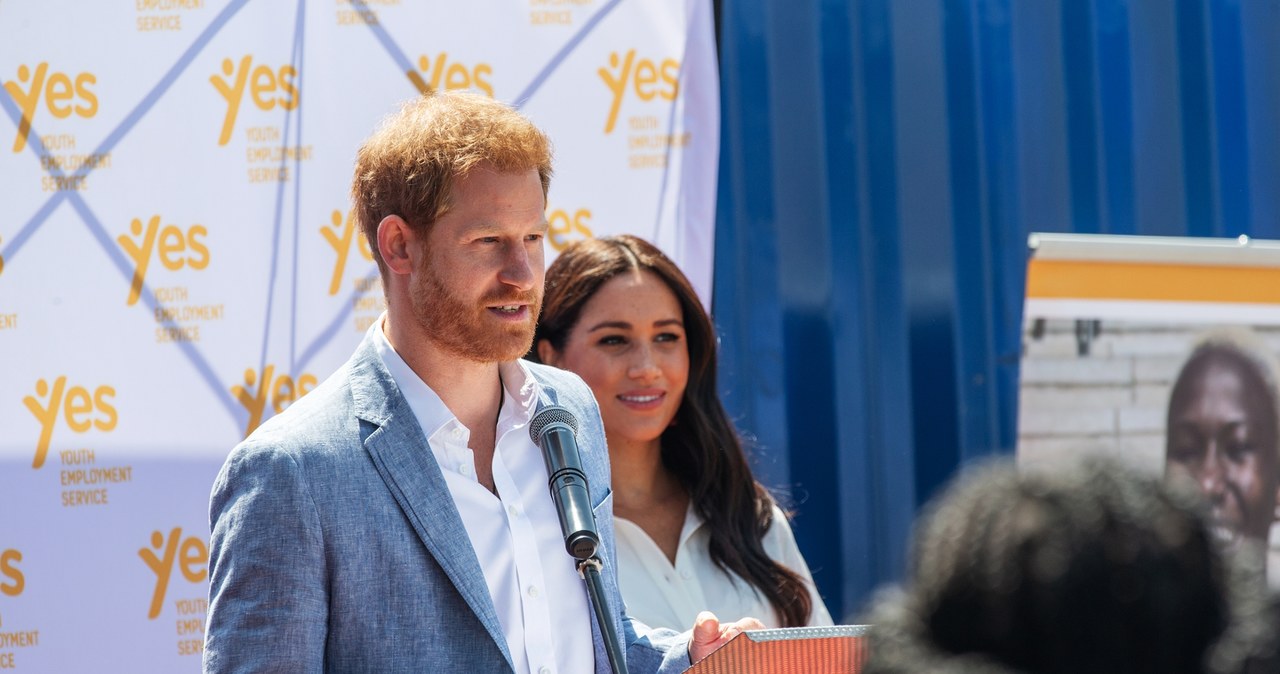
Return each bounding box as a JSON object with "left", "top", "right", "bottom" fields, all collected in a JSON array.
[
  {"left": 374, "top": 324, "right": 594, "bottom": 674},
  {"left": 614, "top": 503, "right": 834, "bottom": 631}
]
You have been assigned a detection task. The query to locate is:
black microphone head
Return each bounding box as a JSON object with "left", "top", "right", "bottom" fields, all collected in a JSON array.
[
  {"left": 567, "top": 532, "right": 598, "bottom": 560},
  {"left": 529, "top": 404, "right": 579, "bottom": 442}
]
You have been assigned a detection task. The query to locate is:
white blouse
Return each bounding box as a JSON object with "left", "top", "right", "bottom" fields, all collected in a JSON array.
[{"left": 613, "top": 503, "right": 834, "bottom": 631}]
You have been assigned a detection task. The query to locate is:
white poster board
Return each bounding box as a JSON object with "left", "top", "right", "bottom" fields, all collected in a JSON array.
[{"left": 1016, "top": 232, "right": 1280, "bottom": 583}]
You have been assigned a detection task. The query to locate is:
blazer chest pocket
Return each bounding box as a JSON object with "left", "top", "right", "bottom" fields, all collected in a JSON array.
[
  {"left": 591, "top": 490, "right": 615, "bottom": 560},
  {"left": 592, "top": 488, "right": 613, "bottom": 516}
]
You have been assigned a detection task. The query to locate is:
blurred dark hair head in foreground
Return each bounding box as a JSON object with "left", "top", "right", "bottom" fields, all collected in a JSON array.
[{"left": 862, "top": 457, "right": 1277, "bottom": 674}]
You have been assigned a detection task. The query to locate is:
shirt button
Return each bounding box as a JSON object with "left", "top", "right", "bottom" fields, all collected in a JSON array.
[
  {"left": 539, "top": 667, "right": 552, "bottom": 674},
  {"left": 681, "top": 570, "right": 693, "bottom": 580},
  {"left": 527, "top": 585, "right": 540, "bottom": 598},
  {"left": 507, "top": 504, "right": 520, "bottom": 518},
  {"left": 451, "top": 428, "right": 464, "bottom": 439},
  {"left": 458, "top": 462, "right": 472, "bottom": 476}
]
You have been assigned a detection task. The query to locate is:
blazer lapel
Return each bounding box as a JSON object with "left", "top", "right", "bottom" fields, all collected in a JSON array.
[{"left": 347, "top": 338, "right": 514, "bottom": 671}]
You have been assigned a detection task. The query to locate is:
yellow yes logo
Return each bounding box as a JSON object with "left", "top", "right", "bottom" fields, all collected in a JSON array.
[
  {"left": 0, "top": 549, "right": 24, "bottom": 597},
  {"left": 138, "top": 528, "right": 207, "bottom": 620},
  {"left": 22, "top": 376, "right": 118, "bottom": 470},
  {"left": 4, "top": 62, "right": 99, "bottom": 153},
  {"left": 117, "top": 215, "right": 210, "bottom": 306},
  {"left": 233, "top": 366, "right": 318, "bottom": 438},
  {"left": 322, "top": 209, "right": 374, "bottom": 296},
  {"left": 598, "top": 50, "right": 680, "bottom": 134},
  {"left": 547, "top": 208, "right": 593, "bottom": 252},
  {"left": 406, "top": 53, "right": 494, "bottom": 97},
  {"left": 210, "top": 56, "right": 299, "bottom": 146}
]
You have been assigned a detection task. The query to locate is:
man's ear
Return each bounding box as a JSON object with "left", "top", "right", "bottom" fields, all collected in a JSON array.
[
  {"left": 376, "top": 215, "right": 415, "bottom": 275},
  {"left": 536, "top": 339, "right": 559, "bottom": 366}
]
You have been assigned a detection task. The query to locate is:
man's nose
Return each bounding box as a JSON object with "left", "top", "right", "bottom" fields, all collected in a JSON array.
[
  {"left": 498, "top": 242, "right": 535, "bottom": 291},
  {"left": 1198, "top": 442, "right": 1228, "bottom": 501}
]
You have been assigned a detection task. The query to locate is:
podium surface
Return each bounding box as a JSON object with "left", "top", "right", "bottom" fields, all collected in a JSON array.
[{"left": 685, "top": 625, "right": 870, "bottom": 674}]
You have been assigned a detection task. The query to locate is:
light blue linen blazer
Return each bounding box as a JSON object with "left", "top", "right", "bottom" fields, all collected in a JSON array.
[{"left": 204, "top": 330, "right": 690, "bottom": 673}]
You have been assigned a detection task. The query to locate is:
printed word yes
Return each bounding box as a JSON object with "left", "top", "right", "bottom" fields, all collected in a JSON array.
[
  {"left": 118, "top": 215, "right": 210, "bottom": 306},
  {"left": 598, "top": 50, "right": 679, "bottom": 134},
  {"left": 139, "top": 528, "right": 207, "bottom": 620},
  {"left": 322, "top": 209, "right": 373, "bottom": 296},
  {"left": 4, "top": 62, "right": 98, "bottom": 153},
  {"left": 210, "top": 56, "right": 299, "bottom": 146},
  {"left": 547, "top": 208, "right": 593, "bottom": 252},
  {"left": 23, "top": 377, "right": 117, "bottom": 470},
  {"left": 0, "top": 549, "right": 23, "bottom": 597},
  {"left": 406, "top": 53, "right": 493, "bottom": 97},
  {"left": 233, "top": 366, "right": 318, "bottom": 437}
]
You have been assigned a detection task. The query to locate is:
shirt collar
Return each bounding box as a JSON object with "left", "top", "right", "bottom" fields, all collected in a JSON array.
[
  {"left": 497, "top": 359, "right": 539, "bottom": 430},
  {"left": 373, "top": 314, "right": 540, "bottom": 438},
  {"left": 680, "top": 500, "right": 705, "bottom": 548}
]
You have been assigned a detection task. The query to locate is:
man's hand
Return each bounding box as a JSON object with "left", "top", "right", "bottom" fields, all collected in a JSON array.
[{"left": 689, "top": 611, "right": 765, "bottom": 663}]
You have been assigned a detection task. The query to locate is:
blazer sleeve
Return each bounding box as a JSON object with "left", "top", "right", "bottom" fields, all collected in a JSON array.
[
  {"left": 624, "top": 618, "right": 693, "bottom": 674},
  {"left": 204, "top": 442, "right": 329, "bottom": 673}
]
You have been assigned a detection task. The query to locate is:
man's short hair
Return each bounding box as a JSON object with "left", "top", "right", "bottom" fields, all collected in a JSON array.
[
  {"left": 1172, "top": 328, "right": 1280, "bottom": 455},
  {"left": 350, "top": 91, "right": 553, "bottom": 277}
]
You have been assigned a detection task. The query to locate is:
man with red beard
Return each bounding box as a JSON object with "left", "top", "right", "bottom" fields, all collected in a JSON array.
[{"left": 203, "top": 92, "right": 757, "bottom": 673}]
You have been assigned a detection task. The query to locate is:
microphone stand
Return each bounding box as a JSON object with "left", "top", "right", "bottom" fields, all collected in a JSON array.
[
  {"left": 529, "top": 403, "right": 628, "bottom": 673},
  {"left": 576, "top": 556, "right": 629, "bottom": 674}
]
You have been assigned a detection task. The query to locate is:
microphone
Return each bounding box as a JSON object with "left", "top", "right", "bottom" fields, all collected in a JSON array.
[{"left": 528, "top": 404, "right": 600, "bottom": 560}]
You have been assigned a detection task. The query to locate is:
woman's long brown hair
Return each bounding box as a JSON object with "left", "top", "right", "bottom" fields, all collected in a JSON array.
[{"left": 531, "top": 235, "right": 813, "bottom": 627}]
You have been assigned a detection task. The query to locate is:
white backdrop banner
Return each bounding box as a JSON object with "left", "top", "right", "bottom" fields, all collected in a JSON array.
[{"left": 0, "top": 0, "right": 719, "bottom": 669}]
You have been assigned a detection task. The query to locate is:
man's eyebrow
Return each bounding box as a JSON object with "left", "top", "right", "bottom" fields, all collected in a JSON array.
[
  {"left": 1171, "top": 419, "right": 1254, "bottom": 437},
  {"left": 461, "top": 220, "right": 549, "bottom": 237}
]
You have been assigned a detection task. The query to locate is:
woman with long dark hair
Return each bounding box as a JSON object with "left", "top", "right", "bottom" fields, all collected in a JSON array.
[{"left": 531, "top": 234, "right": 831, "bottom": 629}]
